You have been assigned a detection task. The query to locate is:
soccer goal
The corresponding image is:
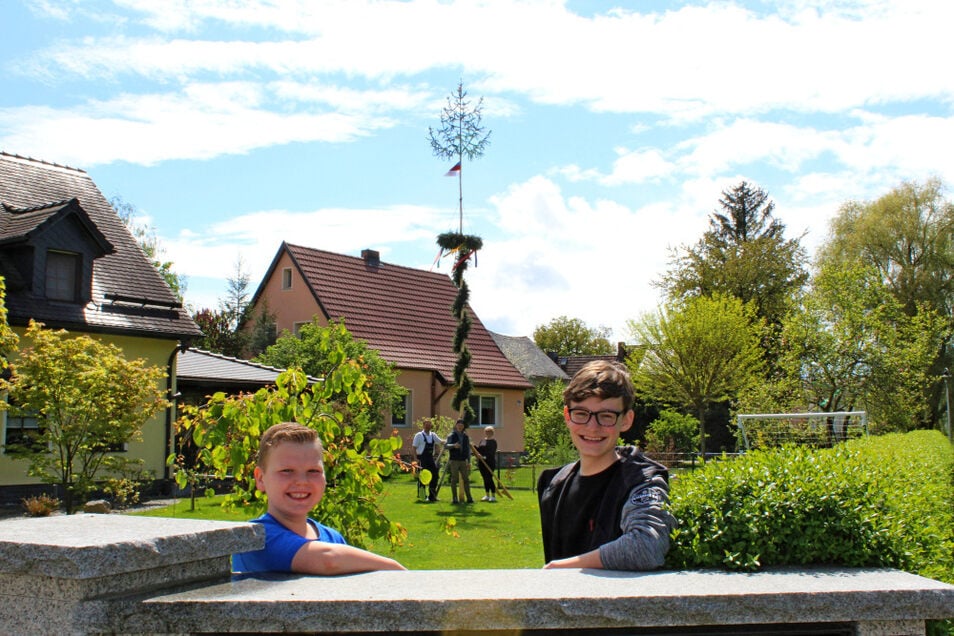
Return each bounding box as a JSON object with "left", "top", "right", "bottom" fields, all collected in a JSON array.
[{"left": 736, "top": 411, "right": 868, "bottom": 451}]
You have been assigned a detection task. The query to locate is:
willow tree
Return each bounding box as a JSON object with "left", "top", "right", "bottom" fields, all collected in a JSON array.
[{"left": 429, "top": 82, "right": 491, "bottom": 426}]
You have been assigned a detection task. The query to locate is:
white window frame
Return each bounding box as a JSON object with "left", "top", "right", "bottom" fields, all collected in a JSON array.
[
  {"left": 281, "top": 267, "right": 292, "bottom": 290},
  {"left": 468, "top": 393, "right": 501, "bottom": 427}
]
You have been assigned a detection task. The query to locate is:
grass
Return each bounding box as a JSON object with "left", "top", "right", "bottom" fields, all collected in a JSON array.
[{"left": 132, "top": 465, "right": 549, "bottom": 570}]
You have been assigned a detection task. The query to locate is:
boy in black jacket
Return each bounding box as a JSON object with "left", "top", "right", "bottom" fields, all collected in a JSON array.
[{"left": 537, "top": 360, "right": 676, "bottom": 570}]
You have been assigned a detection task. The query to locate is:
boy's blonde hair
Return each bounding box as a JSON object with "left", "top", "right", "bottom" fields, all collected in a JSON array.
[
  {"left": 563, "top": 360, "right": 635, "bottom": 411},
  {"left": 256, "top": 422, "right": 322, "bottom": 467}
]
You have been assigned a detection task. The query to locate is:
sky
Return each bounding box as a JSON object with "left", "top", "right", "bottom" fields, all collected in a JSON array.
[{"left": 2, "top": 0, "right": 952, "bottom": 343}]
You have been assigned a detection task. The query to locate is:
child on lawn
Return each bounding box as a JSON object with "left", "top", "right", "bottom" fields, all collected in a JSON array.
[
  {"left": 537, "top": 360, "right": 676, "bottom": 570},
  {"left": 232, "top": 422, "right": 406, "bottom": 574}
]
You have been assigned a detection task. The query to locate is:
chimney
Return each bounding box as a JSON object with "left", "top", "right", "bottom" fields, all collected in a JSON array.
[{"left": 361, "top": 249, "right": 380, "bottom": 268}]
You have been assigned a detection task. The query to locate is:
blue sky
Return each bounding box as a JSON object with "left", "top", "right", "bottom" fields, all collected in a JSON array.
[{"left": 2, "top": 0, "right": 952, "bottom": 342}]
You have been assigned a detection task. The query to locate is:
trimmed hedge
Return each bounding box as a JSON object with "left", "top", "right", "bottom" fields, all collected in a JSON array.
[{"left": 666, "top": 429, "right": 954, "bottom": 584}]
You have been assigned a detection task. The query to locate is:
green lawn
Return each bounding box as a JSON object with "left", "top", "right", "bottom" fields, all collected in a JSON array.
[{"left": 133, "top": 466, "right": 548, "bottom": 570}]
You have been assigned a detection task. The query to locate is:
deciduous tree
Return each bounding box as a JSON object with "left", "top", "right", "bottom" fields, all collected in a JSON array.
[
  {"left": 0, "top": 277, "right": 18, "bottom": 377},
  {"left": 629, "top": 294, "right": 765, "bottom": 457},
  {"left": 522, "top": 379, "right": 575, "bottom": 465},
  {"left": 255, "top": 318, "right": 405, "bottom": 437},
  {"left": 533, "top": 315, "right": 613, "bottom": 356},
  {"left": 816, "top": 179, "right": 954, "bottom": 427},
  {"left": 6, "top": 321, "right": 167, "bottom": 512},
  {"left": 176, "top": 359, "right": 405, "bottom": 549},
  {"left": 769, "top": 262, "right": 948, "bottom": 432},
  {"left": 817, "top": 178, "right": 954, "bottom": 317}
]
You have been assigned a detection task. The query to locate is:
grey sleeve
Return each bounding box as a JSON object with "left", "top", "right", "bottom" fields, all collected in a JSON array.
[{"left": 598, "top": 475, "right": 677, "bottom": 571}]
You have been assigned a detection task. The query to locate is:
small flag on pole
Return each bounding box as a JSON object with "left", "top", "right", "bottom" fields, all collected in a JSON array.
[{"left": 445, "top": 161, "right": 461, "bottom": 177}]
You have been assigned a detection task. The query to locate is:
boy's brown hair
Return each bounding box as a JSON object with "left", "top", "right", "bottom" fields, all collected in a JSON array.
[
  {"left": 256, "top": 422, "right": 322, "bottom": 467},
  {"left": 563, "top": 360, "right": 635, "bottom": 411}
]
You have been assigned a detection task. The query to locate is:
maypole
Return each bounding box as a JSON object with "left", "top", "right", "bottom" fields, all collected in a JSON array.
[{"left": 428, "top": 81, "right": 491, "bottom": 425}]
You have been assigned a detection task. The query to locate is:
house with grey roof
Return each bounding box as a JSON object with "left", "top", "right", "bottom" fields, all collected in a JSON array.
[
  {"left": 0, "top": 152, "right": 201, "bottom": 502},
  {"left": 176, "top": 347, "right": 320, "bottom": 404},
  {"left": 246, "top": 243, "right": 532, "bottom": 454},
  {"left": 489, "top": 332, "right": 569, "bottom": 384}
]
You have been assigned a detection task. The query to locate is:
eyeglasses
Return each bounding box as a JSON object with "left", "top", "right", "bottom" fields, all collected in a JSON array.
[{"left": 567, "top": 407, "right": 623, "bottom": 427}]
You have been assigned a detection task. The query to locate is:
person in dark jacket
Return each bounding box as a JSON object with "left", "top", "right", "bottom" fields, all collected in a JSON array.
[
  {"left": 475, "top": 426, "right": 498, "bottom": 502},
  {"left": 537, "top": 360, "right": 676, "bottom": 570},
  {"left": 445, "top": 419, "right": 474, "bottom": 504}
]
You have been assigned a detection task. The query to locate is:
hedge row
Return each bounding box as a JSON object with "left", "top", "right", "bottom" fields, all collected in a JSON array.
[{"left": 665, "top": 429, "right": 954, "bottom": 584}]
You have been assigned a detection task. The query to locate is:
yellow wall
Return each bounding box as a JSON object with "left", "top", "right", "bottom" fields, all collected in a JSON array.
[{"left": 0, "top": 325, "right": 179, "bottom": 488}]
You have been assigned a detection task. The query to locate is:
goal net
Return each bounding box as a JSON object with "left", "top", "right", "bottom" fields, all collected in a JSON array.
[{"left": 736, "top": 411, "right": 868, "bottom": 451}]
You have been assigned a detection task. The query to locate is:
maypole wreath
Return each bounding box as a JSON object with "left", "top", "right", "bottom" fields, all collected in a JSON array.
[{"left": 437, "top": 231, "right": 483, "bottom": 426}]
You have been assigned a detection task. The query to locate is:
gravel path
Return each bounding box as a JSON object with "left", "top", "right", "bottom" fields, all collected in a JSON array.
[{"left": 0, "top": 497, "right": 183, "bottom": 522}]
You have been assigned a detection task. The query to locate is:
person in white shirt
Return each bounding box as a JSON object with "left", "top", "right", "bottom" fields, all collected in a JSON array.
[{"left": 412, "top": 419, "right": 442, "bottom": 502}]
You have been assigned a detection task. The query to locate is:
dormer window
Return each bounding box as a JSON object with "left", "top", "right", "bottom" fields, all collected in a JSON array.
[{"left": 45, "top": 250, "right": 80, "bottom": 301}]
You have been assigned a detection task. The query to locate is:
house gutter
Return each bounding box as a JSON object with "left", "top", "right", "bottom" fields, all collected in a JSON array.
[{"left": 164, "top": 342, "right": 189, "bottom": 483}]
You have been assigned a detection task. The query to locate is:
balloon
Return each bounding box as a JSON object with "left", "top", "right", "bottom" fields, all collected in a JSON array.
[{"left": 419, "top": 469, "right": 432, "bottom": 485}]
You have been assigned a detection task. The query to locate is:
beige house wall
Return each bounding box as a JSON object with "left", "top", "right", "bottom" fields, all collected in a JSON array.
[
  {"left": 253, "top": 253, "right": 528, "bottom": 457},
  {"left": 257, "top": 252, "right": 326, "bottom": 334},
  {"left": 0, "top": 326, "right": 179, "bottom": 487},
  {"left": 390, "top": 369, "right": 525, "bottom": 455}
]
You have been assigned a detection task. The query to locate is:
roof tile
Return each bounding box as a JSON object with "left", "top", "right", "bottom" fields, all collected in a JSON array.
[
  {"left": 0, "top": 152, "right": 201, "bottom": 340},
  {"left": 285, "top": 243, "right": 530, "bottom": 390}
]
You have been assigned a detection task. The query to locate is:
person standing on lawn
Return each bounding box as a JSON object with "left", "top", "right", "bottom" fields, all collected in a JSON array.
[
  {"left": 412, "top": 419, "right": 442, "bottom": 502},
  {"left": 445, "top": 419, "right": 474, "bottom": 504},
  {"left": 537, "top": 360, "right": 676, "bottom": 570},
  {"left": 474, "top": 426, "right": 498, "bottom": 502}
]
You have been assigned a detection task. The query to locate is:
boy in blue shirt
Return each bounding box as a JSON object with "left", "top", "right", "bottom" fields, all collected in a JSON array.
[{"left": 232, "top": 422, "right": 406, "bottom": 574}]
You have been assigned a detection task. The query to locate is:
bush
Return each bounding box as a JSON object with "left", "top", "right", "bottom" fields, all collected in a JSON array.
[
  {"left": 667, "top": 430, "right": 954, "bottom": 584},
  {"left": 644, "top": 410, "right": 699, "bottom": 454},
  {"left": 523, "top": 379, "right": 575, "bottom": 465},
  {"left": 101, "top": 478, "right": 142, "bottom": 510},
  {"left": 22, "top": 493, "right": 60, "bottom": 517}
]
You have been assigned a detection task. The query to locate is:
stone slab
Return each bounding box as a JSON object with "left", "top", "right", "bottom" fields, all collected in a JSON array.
[
  {"left": 0, "top": 514, "right": 263, "bottom": 579},
  {"left": 109, "top": 567, "right": 954, "bottom": 634}
]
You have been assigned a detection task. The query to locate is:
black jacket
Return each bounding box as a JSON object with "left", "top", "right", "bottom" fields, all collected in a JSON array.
[{"left": 537, "top": 446, "right": 676, "bottom": 570}]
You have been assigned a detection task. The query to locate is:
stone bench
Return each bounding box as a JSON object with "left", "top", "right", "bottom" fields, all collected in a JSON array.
[{"left": 1, "top": 514, "right": 952, "bottom": 635}]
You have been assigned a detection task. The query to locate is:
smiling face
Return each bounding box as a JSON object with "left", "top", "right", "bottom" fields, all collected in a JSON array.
[
  {"left": 254, "top": 439, "right": 326, "bottom": 523},
  {"left": 565, "top": 395, "right": 633, "bottom": 475}
]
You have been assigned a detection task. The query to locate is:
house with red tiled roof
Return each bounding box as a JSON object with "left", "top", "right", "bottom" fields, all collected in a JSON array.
[
  {"left": 0, "top": 152, "right": 202, "bottom": 503},
  {"left": 247, "top": 242, "right": 532, "bottom": 454}
]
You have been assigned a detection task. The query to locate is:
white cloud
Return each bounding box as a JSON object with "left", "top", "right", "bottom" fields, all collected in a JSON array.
[
  {"left": 16, "top": 1, "right": 954, "bottom": 120},
  {"left": 470, "top": 175, "right": 711, "bottom": 340},
  {"left": 0, "top": 82, "right": 400, "bottom": 166}
]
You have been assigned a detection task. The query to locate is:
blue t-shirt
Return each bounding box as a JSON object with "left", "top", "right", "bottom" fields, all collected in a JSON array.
[{"left": 232, "top": 512, "right": 348, "bottom": 573}]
